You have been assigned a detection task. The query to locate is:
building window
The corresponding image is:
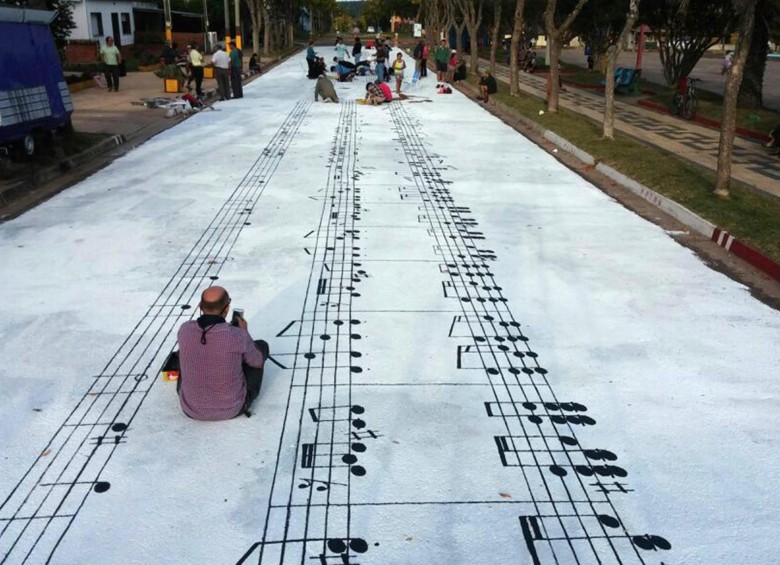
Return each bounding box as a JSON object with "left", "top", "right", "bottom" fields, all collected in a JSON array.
[
  {"left": 121, "top": 13, "right": 131, "bottom": 35},
  {"left": 90, "top": 12, "right": 104, "bottom": 37}
]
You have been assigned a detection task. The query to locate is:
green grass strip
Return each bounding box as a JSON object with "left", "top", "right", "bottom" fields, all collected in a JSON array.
[{"left": 486, "top": 78, "right": 780, "bottom": 264}]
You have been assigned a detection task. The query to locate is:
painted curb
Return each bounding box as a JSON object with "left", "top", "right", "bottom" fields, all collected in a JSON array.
[
  {"left": 543, "top": 131, "right": 596, "bottom": 165},
  {"left": 0, "top": 134, "right": 127, "bottom": 199},
  {"left": 594, "top": 163, "right": 716, "bottom": 238},
  {"left": 541, "top": 131, "right": 780, "bottom": 282},
  {"left": 60, "top": 134, "right": 126, "bottom": 171}
]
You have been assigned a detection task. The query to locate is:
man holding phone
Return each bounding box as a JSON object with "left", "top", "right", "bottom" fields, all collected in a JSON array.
[{"left": 176, "top": 286, "right": 269, "bottom": 420}]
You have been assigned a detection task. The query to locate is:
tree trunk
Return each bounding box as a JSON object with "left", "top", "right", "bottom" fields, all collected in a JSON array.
[
  {"left": 263, "top": 8, "right": 271, "bottom": 55},
  {"left": 715, "top": 0, "right": 757, "bottom": 197},
  {"left": 603, "top": 0, "right": 639, "bottom": 139},
  {"left": 244, "top": 0, "right": 260, "bottom": 55},
  {"left": 543, "top": 0, "right": 588, "bottom": 112},
  {"left": 547, "top": 34, "right": 561, "bottom": 112},
  {"left": 252, "top": 18, "right": 261, "bottom": 55},
  {"left": 456, "top": 0, "right": 482, "bottom": 72},
  {"left": 509, "top": 0, "right": 525, "bottom": 95},
  {"left": 455, "top": 21, "right": 466, "bottom": 55},
  {"left": 469, "top": 23, "right": 480, "bottom": 72},
  {"left": 489, "top": 0, "right": 501, "bottom": 74},
  {"left": 473, "top": 3, "right": 484, "bottom": 71},
  {"left": 604, "top": 51, "right": 618, "bottom": 138},
  {"left": 737, "top": 0, "right": 767, "bottom": 108}
]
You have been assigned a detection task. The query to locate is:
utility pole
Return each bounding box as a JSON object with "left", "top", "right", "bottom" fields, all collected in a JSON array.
[
  {"left": 203, "top": 0, "right": 210, "bottom": 48},
  {"left": 224, "top": 0, "right": 231, "bottom": 50},
  {"left": 163, "top": 0, "right": 173, "bottom": 42},
  {"left": 234, "top": 0, "right": 242, "bottom": 49}
]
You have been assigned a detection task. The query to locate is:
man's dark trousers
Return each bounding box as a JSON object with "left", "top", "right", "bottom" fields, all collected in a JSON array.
[
  {"left": 104, "top": 64, "right": 120, "bottom": 91},
  {"left": 230, "top": 66, "right": 243, "bottom": 99},
  {"left": 215, "top": 67, "right": 230, "bottom": 100},
  {"left": 245, "top": 340, "right": 269, "bottom": 405},
  {"left": 193, "top": 66, "right": 204, "bottom": 97}
]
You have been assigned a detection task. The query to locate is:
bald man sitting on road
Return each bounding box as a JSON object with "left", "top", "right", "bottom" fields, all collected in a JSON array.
[{"left": 176, "top": 286, "right": 269, "bottom": 420}]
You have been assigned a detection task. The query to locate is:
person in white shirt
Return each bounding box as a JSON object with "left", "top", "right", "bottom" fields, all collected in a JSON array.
[
  {"left": 211, "top": 44, "right": 231, "bottom": 101},
  {"left": 335, "top": 37, "right": 349, "bottom": 62}
]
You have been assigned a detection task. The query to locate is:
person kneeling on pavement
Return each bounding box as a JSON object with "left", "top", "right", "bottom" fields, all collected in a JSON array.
[
  {"left": 315, "top": 74, "right": 339, "bottom": 103},
  {"left": 365, "top": 81, "right": 386, "bottom": 105},
  {"left": 177, "top": 286, "right": 269, "bottom": 421},
  {"left": 332, "top": 57, "right": 356, "bottom": 81}
]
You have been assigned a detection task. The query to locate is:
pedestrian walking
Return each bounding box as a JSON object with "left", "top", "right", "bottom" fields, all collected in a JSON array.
[
  {"left": 211, "top": 44, "right": 231, "bottom": 101},
  {"left": 306, "top": 39, "right": 317, "bottom": 77},
  {"left": 189, "top": 44, "right": 204, "bottom": 97},
  {"left": 229, "top": 41, "right": 244, "bottom": 99},
  {"left": 413, "top": 39, "right": 424, "bottom": 77},
  {"left": 392, "top": 52, "right": 406, "bottom": 95},
  {"left": 100, "top": 36, "right": 122, "bottom": 92},
  {"left": 374, "top": 39, "right": 387, "bottom": 83},
  {"left": 421, "top": 42, "right": 429, "bottom": 78},
  {"left": 353, "top": 36, "right": 362, "bottom": 65},
  {"left": 335, "top": 37, "right": 349, "bottom": 62}
]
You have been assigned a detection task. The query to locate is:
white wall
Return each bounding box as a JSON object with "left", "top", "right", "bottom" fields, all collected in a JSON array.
[
  {"left": 70, "top": 0, "right": 135, "bottom": 46},
  {"left": 69, "top": 0, "right": 91, "bottom": 41}
]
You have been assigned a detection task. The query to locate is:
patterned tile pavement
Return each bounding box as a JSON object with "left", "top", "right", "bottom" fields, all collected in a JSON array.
[{"left": 483, "top": 60, "right": 780, "bottom": 199}]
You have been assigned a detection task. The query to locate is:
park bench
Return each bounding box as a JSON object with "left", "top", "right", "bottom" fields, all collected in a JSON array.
[{"left": 601, "top": 67, "right": 641, "bottom": 96}]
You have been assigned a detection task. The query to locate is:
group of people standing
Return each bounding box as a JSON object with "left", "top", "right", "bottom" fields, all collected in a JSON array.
[
  {"left": 433, "top": 39, "right": 467, "bottom": 83},
  {"left": 210, "top": 42, "right": 245, "bottom": 101},
  {"left": 412, "top": 40, "right": 430, "bottom": 79}
]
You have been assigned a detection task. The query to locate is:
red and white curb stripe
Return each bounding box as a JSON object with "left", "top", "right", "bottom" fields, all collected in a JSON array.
[{"left": 713, "top": 228, "right": 734, "bottom": 250}]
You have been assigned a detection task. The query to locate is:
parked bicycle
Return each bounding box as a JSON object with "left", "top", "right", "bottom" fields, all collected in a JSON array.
[{"left": 671, "top": 77, "right": 700, "bottom": 120}]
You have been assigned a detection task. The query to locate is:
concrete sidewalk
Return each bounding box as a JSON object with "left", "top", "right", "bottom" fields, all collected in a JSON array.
[
  {"left": 70, "top": 71, "right": 212, "bottom": 138},
  {"left": 70, "top": 55, "right": 276, "bottom": 139},
  {"left": 558, "top": 48, "right": 780, "bottom": 111},
  {"left": 481, "top": 58, "right": 780, "bottom": 201}
]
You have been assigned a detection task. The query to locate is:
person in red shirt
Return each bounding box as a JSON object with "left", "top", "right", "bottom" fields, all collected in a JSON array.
[
  {"left": 176, "top": 286, "right": 269, "bottom": 420},
  {"left": 376, "top": 79, "right": 393, "bottom": 102}
]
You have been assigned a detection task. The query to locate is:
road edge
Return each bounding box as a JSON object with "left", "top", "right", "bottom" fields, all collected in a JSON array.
[{"left": 455, "top": 81, "right": 780, "bottom": 284}]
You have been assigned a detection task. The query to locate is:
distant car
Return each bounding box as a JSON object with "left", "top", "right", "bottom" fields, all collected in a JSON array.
[{"left": 367, "top": 26, "right": 375, "bottom": 33}]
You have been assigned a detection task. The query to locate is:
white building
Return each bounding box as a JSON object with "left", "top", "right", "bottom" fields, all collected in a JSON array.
[{"left": 69, "top": 0, "right": 135, "bottom": 46}]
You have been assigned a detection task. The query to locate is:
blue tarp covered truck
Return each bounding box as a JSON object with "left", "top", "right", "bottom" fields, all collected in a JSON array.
[{"left": 0, "top": 6, "right": 74, "bottom": 157}]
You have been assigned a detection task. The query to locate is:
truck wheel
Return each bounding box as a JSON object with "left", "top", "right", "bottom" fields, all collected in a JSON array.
[{"left": 22, "top": 134, "right": 35, "bottom": 156}]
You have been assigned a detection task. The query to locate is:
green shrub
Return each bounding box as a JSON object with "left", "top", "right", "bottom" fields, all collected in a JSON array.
[{"left": 154, "top": 64, "right": 185, "bottom": 79}]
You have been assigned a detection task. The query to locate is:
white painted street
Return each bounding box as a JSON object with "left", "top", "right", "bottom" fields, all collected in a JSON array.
[{"left": 1, "top": 49, "right": 779, "bottom": 564}]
